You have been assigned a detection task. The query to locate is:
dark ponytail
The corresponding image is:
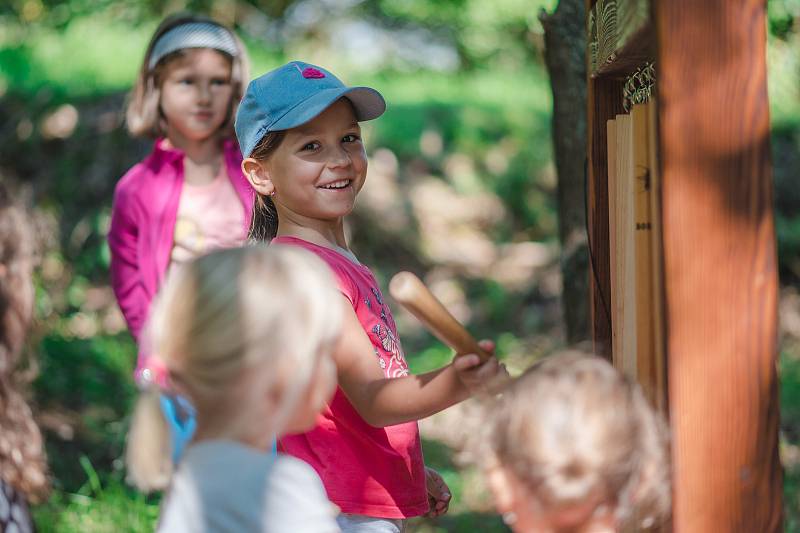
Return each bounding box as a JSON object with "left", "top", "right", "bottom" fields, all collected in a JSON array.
[
  {"left": 246, "top": 131, "right": 286, "bottom": 242},
  {"left": 249, "top": 195, "right": 279, "bottom": 242}
]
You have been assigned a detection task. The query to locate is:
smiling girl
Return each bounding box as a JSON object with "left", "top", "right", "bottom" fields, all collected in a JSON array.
[
  {"left": 235, "top": 61, "right": 508, "bottom": 532},
  {"left": 109, "top": 13, "right": 253, "bottom": 468}
]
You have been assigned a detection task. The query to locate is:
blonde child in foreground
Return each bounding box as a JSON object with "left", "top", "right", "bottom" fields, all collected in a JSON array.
[
  {"left": 126, "top": 245, "right": 343, "bottom": 532},
  {"left": 476, "top": 351, "right": 671, "bottom": 533}
]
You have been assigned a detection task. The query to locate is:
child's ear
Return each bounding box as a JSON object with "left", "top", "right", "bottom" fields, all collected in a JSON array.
[
  {"left": 485, "top": 463, "right": 516, "bottom": 515},
  {"left": 241, "top": 158, "right": 275, "bottom": 197}
]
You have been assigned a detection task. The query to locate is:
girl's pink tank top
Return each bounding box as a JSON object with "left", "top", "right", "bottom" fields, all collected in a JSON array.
[{"left": 274, "top": 236, "right": 428, "bottom": 519}]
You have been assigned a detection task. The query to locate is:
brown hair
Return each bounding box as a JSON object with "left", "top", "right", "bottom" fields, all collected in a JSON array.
[
  {"left": 479, "top": 351, "right": 670, "bottom": 529},
  {"left": 125, "top": 13, "right": 250, "bottom": 139},
  {"left": 247, "top": 131, "right": 286, "bottom": 242},
  {"left": 0, "top": 184, "right": 48, "bottom": 502}
]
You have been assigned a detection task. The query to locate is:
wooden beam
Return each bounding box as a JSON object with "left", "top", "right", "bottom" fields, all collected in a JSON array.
[
  {"left": 607, "top": 118, "right": 619, "bottom": 365},
  {"left": 647, "top": 99, "right": 668, "bottom": 416},
  {"left": 586, "top": 75, "right": 624, "bottom": 358},
  {"left": 655, "top": 1, "right": 783, "bottom": 531},
  {"left": 632, "top": 104, "right": 656, "bottom": 405}
]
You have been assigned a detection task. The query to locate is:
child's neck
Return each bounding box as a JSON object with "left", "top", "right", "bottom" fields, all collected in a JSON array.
[
  {"left": 276, "top": 216, "right": 350, "bottom": 252},
  {"left": 164, "top": 132, "right": 224, "bottom": 186},
  {"left": 193, "top": 414, "right": 275, "bottom": 453}
]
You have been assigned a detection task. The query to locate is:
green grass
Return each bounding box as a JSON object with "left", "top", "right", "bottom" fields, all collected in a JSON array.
[
  {"left": 782, "top": 351, "right": 800, "bottom": 532},
  {"left": 33, "top": 462, "right": 160, "bottom": 533}
]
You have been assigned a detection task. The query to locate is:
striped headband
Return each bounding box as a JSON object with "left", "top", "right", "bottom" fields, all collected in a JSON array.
[{"left": 149, "top": 21, "right": 239, "bottom": 70}]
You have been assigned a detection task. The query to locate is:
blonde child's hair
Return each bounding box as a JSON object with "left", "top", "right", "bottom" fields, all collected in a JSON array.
[
  {"left": 125, "top": 244, "right": 342, "bottom": 492},
  {"left": 479, "top": 350, "right": 671, "bottom": 529},
  {"left": 126, "top": 12, "right": 250, "bottom": 139}
]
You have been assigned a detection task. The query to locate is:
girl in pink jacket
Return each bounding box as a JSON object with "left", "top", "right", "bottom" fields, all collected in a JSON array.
[{"left": 108, "top": 13, "right": 254, "bottom": 458}]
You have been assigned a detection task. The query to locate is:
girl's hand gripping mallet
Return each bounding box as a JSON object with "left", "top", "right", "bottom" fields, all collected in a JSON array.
[{"left": 389, "top": 271, "right": 492, "bottom": 361}]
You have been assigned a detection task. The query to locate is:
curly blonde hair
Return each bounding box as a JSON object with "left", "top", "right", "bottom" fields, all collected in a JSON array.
[
  {"left": 479, "top": 350, "right": 670, "bottom": 529},
  {"left": 0, "top": 184, "right": 48, "bottom": 503}
]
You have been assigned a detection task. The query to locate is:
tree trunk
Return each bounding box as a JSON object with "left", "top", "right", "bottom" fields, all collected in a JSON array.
[{"left": 540, "top": 0, "right": 589, "bottom": 343}]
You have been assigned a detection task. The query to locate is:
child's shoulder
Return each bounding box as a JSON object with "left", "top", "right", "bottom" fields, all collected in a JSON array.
[
  {"left": 273, "top": 237, "right": 370, "bottom": 296},
  {"left": 114, "top": 143, "right": 180, "bottom": 195},
  {"left": 274, "top": 237, "right": 367, "bottom": 272},
  {"left": 116, "top": 160, "right": 151, "bottom": 188},
  {"left": 265, "top": 454, "right": 339, "bottom": 530},
  {"left": 180, "top": 442, "right": 318, "bottom": 488},
  {"left": 270, "top": 453, "right": 324, "bottom": 486},
  {"left": 176, "top": 446, "right": 335, "bottom": 531}
]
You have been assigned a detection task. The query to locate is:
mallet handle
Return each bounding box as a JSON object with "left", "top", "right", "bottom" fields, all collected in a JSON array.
[{"left": 389, "top": 271, "right": 491, "bottom": 362}]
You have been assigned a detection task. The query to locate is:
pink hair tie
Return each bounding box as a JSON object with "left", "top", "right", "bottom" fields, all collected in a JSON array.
[{"left": 136, "top": 355, "right": 170, "bottom": 390}]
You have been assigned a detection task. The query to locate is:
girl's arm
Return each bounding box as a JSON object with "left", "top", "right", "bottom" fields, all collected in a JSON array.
[
  {"left": 108, "top": 184, "right": 148, "bottom": 341},
  {"left": 334, "top": 297, "right": 504, "bottom": 427}
]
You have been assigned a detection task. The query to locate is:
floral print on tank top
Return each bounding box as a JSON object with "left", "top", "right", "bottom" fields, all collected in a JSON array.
[{"left": 366, "top": 286, "right": 410, "bottom": 379}]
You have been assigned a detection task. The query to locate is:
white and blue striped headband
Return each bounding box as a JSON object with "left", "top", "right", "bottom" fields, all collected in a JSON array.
[{"left": 149, "top": 21, "right": 239, "bottom": 70}]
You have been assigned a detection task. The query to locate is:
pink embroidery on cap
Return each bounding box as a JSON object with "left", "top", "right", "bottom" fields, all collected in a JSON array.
[{"left": 302, "top": 67, "right": 325, "bottom": 79}]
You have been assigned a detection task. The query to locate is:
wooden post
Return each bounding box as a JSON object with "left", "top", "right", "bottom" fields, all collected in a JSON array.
[
  {"left": 586, "top": 74, "right": 624, "bottom": 359},
  {"left": 655, "top": 1, "right": 783, "bottom": 530}
]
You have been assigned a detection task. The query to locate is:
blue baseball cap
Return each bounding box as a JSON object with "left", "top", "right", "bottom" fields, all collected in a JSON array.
[{"left": 235, "top": 61, "right": 386, "bottom": 158}]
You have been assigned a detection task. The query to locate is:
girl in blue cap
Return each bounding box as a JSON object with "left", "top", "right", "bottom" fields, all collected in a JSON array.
[{"left": 236, "top": 61, "right": 509, "bottom": 532}]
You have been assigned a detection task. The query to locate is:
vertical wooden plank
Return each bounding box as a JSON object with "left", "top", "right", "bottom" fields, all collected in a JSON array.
[
  {"left": 615, "top": 113, "right": 637, "bottom": 379},
  {"left": 587, "top": 76, "right": 625, "bottom": 358},
  {"left": 632, "top": 104, "right": 655, "bottom": 404},
  {"left": 606, "top": 119, "right": 619, "bottom": 368},
  {"left": 655, "top": 1, "right": 783, "bottom": 531},
  {"left": 647, "top": 99, "right": 668, "bottom": 416}
]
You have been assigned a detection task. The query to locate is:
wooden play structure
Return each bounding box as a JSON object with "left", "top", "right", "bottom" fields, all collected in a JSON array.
[{"left": 585, "top": 0, "right": 783, "bottom": 531}]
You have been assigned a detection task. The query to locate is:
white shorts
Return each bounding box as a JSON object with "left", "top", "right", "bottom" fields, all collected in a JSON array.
[{"left": 336, "top": 514, "right": 406, "bottom": 533}]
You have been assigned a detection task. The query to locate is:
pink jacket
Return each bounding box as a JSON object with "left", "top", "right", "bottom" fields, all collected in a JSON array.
[{"left": 108, "top": 139, "right": 254, "bottom": 371}]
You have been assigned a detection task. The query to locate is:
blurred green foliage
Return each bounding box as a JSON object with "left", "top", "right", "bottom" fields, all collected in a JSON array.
[
  {"left": 768, "top": 0, "right": 800, "bottom": 288},
  {"left": 1, "top": 0, "right": 553, "bottom": 73},
  {"left": 0, "top": 0, "right": 798, "bottom": 531},
  {"left": 769, "top": 0, "right": 800, "bottom": 40},
  {"left": 782, "top": 351, "right": 800, "bottom": 533}
]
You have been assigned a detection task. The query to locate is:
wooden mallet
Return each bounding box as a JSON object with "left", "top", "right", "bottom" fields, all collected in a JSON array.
[{"left": 389, "top": 271, "right": 492, "bottom": 362}]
